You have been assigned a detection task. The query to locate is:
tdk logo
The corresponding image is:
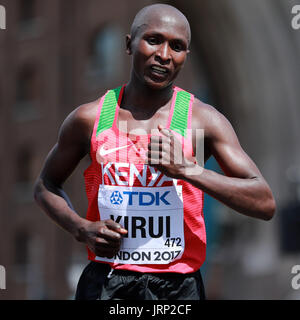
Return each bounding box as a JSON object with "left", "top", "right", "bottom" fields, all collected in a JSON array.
[
  {"left": 110, "top": 191, "right": 123, "bottom": 204},
  {"left": 110, "top": 191, "right": 170, "bottom": 206}
]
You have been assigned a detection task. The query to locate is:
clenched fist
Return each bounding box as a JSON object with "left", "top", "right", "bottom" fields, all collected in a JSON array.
[
  {"left": 147, "top": 125, "right": 197, "bottom": 179},
  {"left": 77, "top": 219, "right": 128, "bottom": 259}
]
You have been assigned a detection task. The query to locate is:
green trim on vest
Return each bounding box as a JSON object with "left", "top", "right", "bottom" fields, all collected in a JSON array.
[
  {"left": 96, "top": 86, "right": 122, "bottom": 136},
  {"left": 169, "top": 90, "right": 191, "bottom": 137}
]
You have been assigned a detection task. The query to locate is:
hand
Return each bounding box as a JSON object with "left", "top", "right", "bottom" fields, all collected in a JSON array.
[
  {"left": 77, "top": 219, "right": 128, "bottom": 259},
  {"left": 147, "top": 125, "right": 197, "bottom": 179}
]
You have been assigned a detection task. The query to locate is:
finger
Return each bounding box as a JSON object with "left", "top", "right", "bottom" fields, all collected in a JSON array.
[
  {"left": 148, "top": 141, "right": 160, "bottom": 151},
  {"left": 87, "top": 244, "right": 118, "bottom": 259},
  {"left": 168, "top": 134, "right": 175, "bottom": 163},
  {"left": 149, "top": 136, "right": 170, "bottom": 151},
  {"left": 157, "top": 124, "right": 166, "bottom": 133},
  {"left": 95, "top": 249, "right": 118, "bottom": 259},
  {"left": 158, "top": 125, "right": 172, "bottom": 138},
  {"left": 161, "top": 142, "right": 171, "bottom": 155},
  {"left": 147, "top": 150, "right": 161, "bottom": 165},
  {"left": 158, "top": 124, "right": 163, "bottom": 131},
  {"left": 95, "top": 237, "right": 121, "bottom": 249},
  {"left": 148, "top": 151, "right": 162, "bottom": 161},
  {"left": 148, "top": 138, "right": 162, "bottom": 159},
  {"left": 150, "top": 135, "right": 162, "bottom": 145},
  {"left": 105, "top": 219, "right": 128, "bottom": 234},
  {"left": 151, "top": 142, "right": 171, "bottom": 164},
  {"left": 161, "top": 150, "right": 171, "bottom": 165},
  {"left": 97, "top": 227, "right": 124, "bottom": 241},
  {"left": 158, "top": 128, "right": 178, "bottom": 150}
]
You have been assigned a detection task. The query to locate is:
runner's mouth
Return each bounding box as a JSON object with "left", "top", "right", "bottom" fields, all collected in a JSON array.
[{"left": 150, "top": 65, "right": 169, "bottom": 75}]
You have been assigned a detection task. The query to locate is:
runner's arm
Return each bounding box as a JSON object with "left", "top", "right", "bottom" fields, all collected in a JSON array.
[
  {"left": 34, "top": 106, "right": 94, "bottom": 240},
  {"left": 34, "top": 105, "right": 127, "bottom": 257},
  {"left": 184, "top": 105, "right": 276, "bottom": 220},
  {"left": 149, "top": 103, "right": 276, "bottom": 220}
]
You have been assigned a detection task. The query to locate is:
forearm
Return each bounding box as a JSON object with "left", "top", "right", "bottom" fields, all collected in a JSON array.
[
  {"left": 182, "top": 165, "right": 275, "bottom": 220},
  {"left": 34, "top": 178, "right": 89, "bottom": 241}
]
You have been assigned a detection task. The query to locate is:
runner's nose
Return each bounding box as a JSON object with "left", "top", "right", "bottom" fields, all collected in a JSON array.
[{"left": 155, "top": 42, "right": 171, "bottom": 65}]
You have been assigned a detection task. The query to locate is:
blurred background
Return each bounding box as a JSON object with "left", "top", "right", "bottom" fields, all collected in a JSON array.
[{"left": 0, "top": 0, "right": 300, "bottom": 300}]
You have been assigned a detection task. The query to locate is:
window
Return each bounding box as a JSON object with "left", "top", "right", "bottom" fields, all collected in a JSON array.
[
  {"left": 14, "top": 230, "right": 45, "bottom": 298},
  {"left": 14, "top": 230, "right": 30, "bottom": 282},
  {"left": 18, "top": 0, "right": 42, "bottom": 39},
  {"left": 14, "top": 65, "right": 40, "bottom": 121},
  {"left": 14, "top": 144, "right": 34, "bottom": 203},
  {"left": 15, "top": 231, "right": 29, "bottom": 269},
  {"left": 59, "top": 0, "right": 74, "bottom": 30},
  {"left": 86, "top": 25, "right": 123, "bottom": 88},
  {"left": 19, "top": 0, "right": 35, "bottom": 22}
]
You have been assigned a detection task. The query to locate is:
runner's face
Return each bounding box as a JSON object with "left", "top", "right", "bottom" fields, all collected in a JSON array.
[{"left": 129, "top": 15, "right": 190, "bottom": 89}]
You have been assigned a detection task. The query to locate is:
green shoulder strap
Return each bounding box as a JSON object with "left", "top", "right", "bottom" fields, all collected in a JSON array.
[
  {"left": 96, "top": 86, "right": 122, "bottom": 136},
  {"left": 169, "top": 90, "right": 192, "bottom": 138}
]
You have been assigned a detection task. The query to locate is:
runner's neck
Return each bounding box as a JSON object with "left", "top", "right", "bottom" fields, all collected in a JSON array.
[{"left": 123, "top": 79, "right": 174, "bottom": 115}]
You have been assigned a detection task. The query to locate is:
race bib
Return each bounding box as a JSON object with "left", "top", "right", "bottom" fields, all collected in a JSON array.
[{"left": 95, "top": 184, "right": 185, "bottom": 264}]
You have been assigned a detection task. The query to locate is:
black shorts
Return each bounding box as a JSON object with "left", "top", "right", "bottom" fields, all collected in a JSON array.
[{"left": 75, "top": 261, "right": 206, "bottom": 300}]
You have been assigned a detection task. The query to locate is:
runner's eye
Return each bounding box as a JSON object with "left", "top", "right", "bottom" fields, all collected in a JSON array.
[
  {"left": 171, "top": 41, "right": 185, "bottom": 52},
  {"left": 147, "top": 37, "right": 159, "bottom": 45}
]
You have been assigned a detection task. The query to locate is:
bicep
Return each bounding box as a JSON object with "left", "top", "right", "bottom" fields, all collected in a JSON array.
[
  {"left": 40, "top": 142, "right": 86, "bottom": 188},
  {"left": 40, "top": 111, "right": 90, "bottom": 187}
]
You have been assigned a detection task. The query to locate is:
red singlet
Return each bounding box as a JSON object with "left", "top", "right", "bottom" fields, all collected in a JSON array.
[{"left": 84, "top": 85, "right": 206, "bottom": 273}]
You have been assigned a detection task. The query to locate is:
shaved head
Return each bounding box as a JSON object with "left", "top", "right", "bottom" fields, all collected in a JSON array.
[{"left": 130, "top": 4, "right": 191, "bottom": 44}]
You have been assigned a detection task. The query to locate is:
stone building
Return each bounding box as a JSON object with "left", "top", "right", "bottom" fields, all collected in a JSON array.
[
  {"left": 0, "top": 0, "right": 205, "bottom": 299},
  {"left": 0, "top": 0, "right": 299, "bottom": 299}
]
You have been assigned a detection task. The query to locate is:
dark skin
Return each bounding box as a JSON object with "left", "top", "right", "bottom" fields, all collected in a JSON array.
[{"left": 34, "top": 5, "right": 276, "bottom": 259}]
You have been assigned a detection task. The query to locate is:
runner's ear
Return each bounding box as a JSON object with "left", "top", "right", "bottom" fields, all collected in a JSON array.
[{"left": 126, "top": 34, "right": 132, "bottom": 55}]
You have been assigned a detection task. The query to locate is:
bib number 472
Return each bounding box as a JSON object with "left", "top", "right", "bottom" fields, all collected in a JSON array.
[{"left": 164, "top": 237, "right": 182, "bottom": 247}]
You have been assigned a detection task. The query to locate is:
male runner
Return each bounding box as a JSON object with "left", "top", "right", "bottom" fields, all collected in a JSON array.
[{"left": 34, "top": 4, "right": 276, "bottom": 300}]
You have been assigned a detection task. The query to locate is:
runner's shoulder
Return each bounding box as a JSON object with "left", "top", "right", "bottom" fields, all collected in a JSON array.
[
  {"left": 58, "top": 97, "right": 102, "bottom": 145},
  {"left": 71, "top": 98, "right": 101, "bottom": 129},
  {"left": 192, "top": 97, "right": 231, "bottom": 139}
]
